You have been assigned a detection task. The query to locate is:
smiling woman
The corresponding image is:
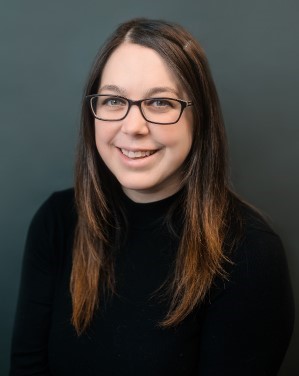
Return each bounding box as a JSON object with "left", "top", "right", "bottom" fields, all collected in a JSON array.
[
  {"left": 10, "top": 18, "right": 294, "bottom": 376},
  {"left": 94, "top": 42, "right": 193, "bottom": 202}
]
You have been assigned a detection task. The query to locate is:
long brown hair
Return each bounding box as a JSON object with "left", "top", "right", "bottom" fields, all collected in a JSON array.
[{"left": 71, "top": 18, "right": 241, "bottom": 334}]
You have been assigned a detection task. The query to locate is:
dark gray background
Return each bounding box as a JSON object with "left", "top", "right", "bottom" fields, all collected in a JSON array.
[{"left": 1, "top": 0, "right": 298, "bottom": 374}]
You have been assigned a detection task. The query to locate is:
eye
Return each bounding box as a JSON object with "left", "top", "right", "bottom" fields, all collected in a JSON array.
[
  {"left": 100, "top": 96, "right": 127, "bottom": 107},
  {"left": 143, "top": 98, "right": 179, "bottom": 114},
  {"left": 145, "top": 98, "right": 174, "bottom": 108}
]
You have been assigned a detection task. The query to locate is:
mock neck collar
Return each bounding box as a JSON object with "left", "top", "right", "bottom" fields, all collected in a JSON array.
[{"left": 120, "top": 189, "right": 184, "bottom": 229}]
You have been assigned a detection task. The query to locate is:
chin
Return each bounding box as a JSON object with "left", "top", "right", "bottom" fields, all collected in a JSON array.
[{"left": 121, "top": 184, "right": 155, "bottom": 192}]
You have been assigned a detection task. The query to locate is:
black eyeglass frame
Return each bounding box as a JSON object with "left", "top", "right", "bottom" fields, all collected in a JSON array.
[{"left": 86, "top": 94, "right": 193, "bottom": 125}]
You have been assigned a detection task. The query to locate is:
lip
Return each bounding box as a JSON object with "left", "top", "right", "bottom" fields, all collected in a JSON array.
[
  {"left": 116, "top": 146, "right": 160, "bottom": 165},
  {"left": 117, "top": 146, "right": 158, "bottom": 152},
  {"left": 121, "top": 147, "right": 157, "bottom": 158}
]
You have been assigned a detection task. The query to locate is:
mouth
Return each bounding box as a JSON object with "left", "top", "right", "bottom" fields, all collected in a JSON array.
[{"left": 119, "top": 148, "right": 158, "bottom": 159}]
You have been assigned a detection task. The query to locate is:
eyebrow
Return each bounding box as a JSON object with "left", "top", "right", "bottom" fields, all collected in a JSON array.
[
  {"left": 145, "top": 86, "right": 180, "bottom": 97},
  {"left": 98, "top": 85, "right": 180, "bottom": 98},
  {"left": 98, "top": 85, "right": 126, "bottom": 95}
]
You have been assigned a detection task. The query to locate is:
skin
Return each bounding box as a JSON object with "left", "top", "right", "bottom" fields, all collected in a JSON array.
[{"left": 95, "top": 42, "right": 194, "bottom": 203}]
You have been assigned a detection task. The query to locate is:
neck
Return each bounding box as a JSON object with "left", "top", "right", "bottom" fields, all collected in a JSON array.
[{"left": 122, "top": 182, "right": 183, "bottom": 204}]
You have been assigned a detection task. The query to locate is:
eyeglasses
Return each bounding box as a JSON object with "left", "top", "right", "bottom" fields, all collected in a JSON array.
[{"left": 86, "top": 94, "right": 193, "bottom": 125}]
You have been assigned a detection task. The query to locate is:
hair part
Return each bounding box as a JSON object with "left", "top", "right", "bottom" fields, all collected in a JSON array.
[{"left": 71, "top": 18, "right": 242, "bottom": 334}]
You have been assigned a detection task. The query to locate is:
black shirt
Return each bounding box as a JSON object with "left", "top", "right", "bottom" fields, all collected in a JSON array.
[{"left": 10, "top": 189, "right": 294, "bottom": 375}]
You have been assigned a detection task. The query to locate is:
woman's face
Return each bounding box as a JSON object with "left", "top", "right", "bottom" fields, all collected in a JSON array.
[{"left": 95, "top": 42, "right": 193, "bottom": 203}]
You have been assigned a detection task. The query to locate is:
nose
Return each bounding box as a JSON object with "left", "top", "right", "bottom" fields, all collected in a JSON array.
[{"left": 120, "top": 103, "right": 149, "bottom": 135}]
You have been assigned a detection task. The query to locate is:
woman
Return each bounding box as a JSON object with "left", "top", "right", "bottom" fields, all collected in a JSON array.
[{"left": 10, "top": 18, "right": 294, "bottom": 375}]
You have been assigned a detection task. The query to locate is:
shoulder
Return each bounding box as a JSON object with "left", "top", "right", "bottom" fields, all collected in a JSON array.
[
  {"left": 200, "top": 202, "right": 294, "bottom": 373},
  {"left": 22, "top": 188, "right": 76, "bottom": 273},
  {"left": 34, "top": 188, "right": 75, "bottom": 217},
  {"left": 27, "top": 188, "right": 77, "bottom": 241},
  {"left": 232, "top": 202, "right": 284, "bottom": 267},
  {"left": 208, "top": 201, "right": 294, "bottom": 324},
  {"left": 220, "top": 201, "right": 292, "bottom": 297},
  {"left": 45, "top": 187, "right": 75, "bottom": 212},
  {"left": 208, "top": 199, "right": 292, "bottom": 301}
]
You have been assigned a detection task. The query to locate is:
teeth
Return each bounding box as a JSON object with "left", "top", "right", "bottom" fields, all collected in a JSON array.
[{"left": 121, "top": 149, "right": 155, "bottom": 159}]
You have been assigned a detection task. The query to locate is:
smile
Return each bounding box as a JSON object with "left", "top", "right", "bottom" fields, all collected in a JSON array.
[{"left": 120, "top": 148, "right": 157, "bottom": 159}]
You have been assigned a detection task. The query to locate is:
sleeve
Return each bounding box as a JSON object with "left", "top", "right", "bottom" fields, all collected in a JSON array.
[
  {"left": 197, "top": 229, "right": 295, "bottom": 376},
  {"left": 9, "top": 196, "right": 57, "bottom": 376}
]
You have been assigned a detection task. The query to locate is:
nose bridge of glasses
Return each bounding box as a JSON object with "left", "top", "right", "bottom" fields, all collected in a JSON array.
[{"left": 127, "top": 98, "right": 147, "bottom": 120}]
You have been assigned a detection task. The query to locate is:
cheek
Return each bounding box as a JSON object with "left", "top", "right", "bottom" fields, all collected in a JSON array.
[
  {"left": 94, "top": 124, "right": 113, "bottom": 154},
  {"left": 94, "top": 128, "right": 103, "bottom": 156},
  {"left": 174, "top": 128, "right": 193, "bottom": 165},
  {"left": 167, "top": 111, "right": 194, "bottom": 152},
  {"left": 160, "top": 126, "right": 193, "bottom": 154}
]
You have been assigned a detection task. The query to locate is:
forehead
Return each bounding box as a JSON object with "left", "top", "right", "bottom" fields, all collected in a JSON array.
[{"left": 99, "top": 42, "right": 184, "bottom": 96}]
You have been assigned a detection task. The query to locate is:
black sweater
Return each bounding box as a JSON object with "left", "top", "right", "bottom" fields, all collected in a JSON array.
[{"left": 10, "top": 189, "right": 294, "bottom": 375}]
